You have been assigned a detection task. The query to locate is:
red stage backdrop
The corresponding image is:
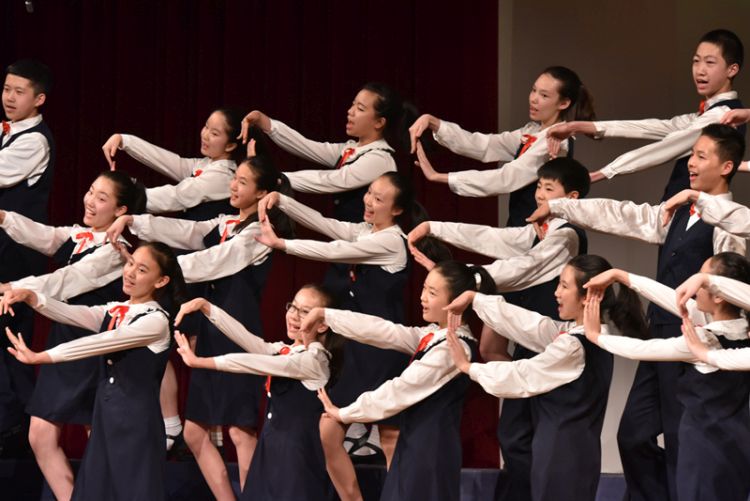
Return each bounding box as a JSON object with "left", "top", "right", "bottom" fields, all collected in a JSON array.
[{"left": 2, "top": 0, "right": 501, "bottom": 467}]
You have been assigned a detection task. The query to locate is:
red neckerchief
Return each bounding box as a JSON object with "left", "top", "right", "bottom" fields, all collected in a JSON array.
[
  {"left": 517, "top": 134, "right": 537, "bottom": 157},
  {"left": 409, "top": 332, "right": 435, "bottom": 364},
  {"left": 337, "top": 147, "right": 356, "bottom": 168},
  {"left": 74, "top": 231, "right": 95, "bottom": 254},
  {"left": 107, "top": 305, "right": 130, "bottom": 330},
  {"left": 219, "top": 219, "right": 241, "bottom": 243},
  {"left": 697, "top": 101, "right": 706, "bottom": 116}
]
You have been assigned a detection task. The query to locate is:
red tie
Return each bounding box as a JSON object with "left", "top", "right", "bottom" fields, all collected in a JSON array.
[
  {"left": 74, "top": 231, "right": 95, "bottom": 254},
  {"left": 689, "top": 203, "right": 700, "bottom": 218},
  {"left": 265, "top": 345, "right": 292, "bottom": 393},
  {"left": 219, "top": 219, "right": 241, "bottom": 243},
  {"left": 107, "top": 305, "right": 130, "bottom": 330},
  {"left": 698, "top": 101, "right": 706, "bottom": 116},
  {"left": 1, "top": 121, "right": 9, "bottom": 136},
  {"left": 409, "top": 332, "right": 435, "bottom": 364},
  {"left": 336, "top": 148, "right": 356, "bottom": 168},
  {"left": 192, "top": 169, "right": 203, "bottom": 177},
  {"left": 518, "top": 134, "right": 537, "bottom": 157}
]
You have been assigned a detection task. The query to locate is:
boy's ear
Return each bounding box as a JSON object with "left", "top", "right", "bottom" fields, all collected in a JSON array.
[
  {"left": 720, "top": 159, "right": 734, "bottom": 178},
  {"left": 727, "top": 63, "right": 740, "bottom": 81},
  {"left": 33, "top": 92, "right": 46, "bottom": 108},
  {"left": 566, "top": 190, "right": 580, "bottom": 200}
]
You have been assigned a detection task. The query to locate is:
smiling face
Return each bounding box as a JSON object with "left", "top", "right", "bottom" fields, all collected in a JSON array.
[
  {"left": 694, "top": 258, "right": 719, "bottom": 313},
  {"left": 229, "top": 162, "right": 266, "bottom": 211},
  {"left": 200, "top": 111, "right": 237, "bottom": 161},
  {"left": 362, "top": 176, "right": 402, "bottom": 229},
  {"left": 346, "top": 89, "right": 385, "bottom": 141},
  {"left": 2, "top": 73, "right": 44, "bottom": 122},
  {"left": 420, "top": 269, "right": 452, "bottom": 327},
  {"left": 121, "top": 246, "right": 170, "bottom": 303},
  {"left": 285, "top": 287, "right": 328, "bottom": 342},
  {"left": 528, "top": 73, "right": 570, "bottom": 127},
  {"left": 82, "top": 175, "right": 127, "bottom": 232},
  {"left": 687, "top": 135, "right": 732, "bottom": 194},
  {"left": 692, "top": 42, "right": 737, "bottom": 99},
  {"left": 554, "top": 265, "right": 586, "bottom": 322},
  {"left": 535, "top": 177, "right": 572, "bottom": 206}
]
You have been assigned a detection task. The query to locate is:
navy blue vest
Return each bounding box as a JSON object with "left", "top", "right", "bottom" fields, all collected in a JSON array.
[
  {"left": 650, "top": 204, "right": 714, "bottom": 326},
  {"left": 332, "top": 147, "right": 394, "bottom": 223},
  {"left": 52, "top": 238, "right": 124, "bottom": 305},
  {"left": 661, "top": 98, "right": 746, "bottom": 201}
]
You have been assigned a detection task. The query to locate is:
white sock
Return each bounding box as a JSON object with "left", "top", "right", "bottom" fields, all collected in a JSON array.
[
  {"left": 210, "top": 428, "right": 223, "bottom": 447},
  {"left": 164, "top": 416, "right": 182, "bottom": 451}
]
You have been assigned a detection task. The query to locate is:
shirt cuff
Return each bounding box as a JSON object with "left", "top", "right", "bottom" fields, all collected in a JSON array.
[{"left": 599, "top": 165, "right": 617, "bottom": 179}]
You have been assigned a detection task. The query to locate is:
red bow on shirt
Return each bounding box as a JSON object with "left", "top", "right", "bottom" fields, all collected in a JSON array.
[
  {"left": 192, "top": 169, "right": 203, "bottom": 177},
  {"left": 517, "top": 134, "right": 537, "bottom": 157},
  {"left": 697, "top": 101, "right": 706, "bottom": 116},
  {"left": 409, "top": 332, "right": 435, "bottom": 364},
  {"left": 1, "top": 121, "right": 10, "bottom": 136},
  {"left": 265, "top": 345, "right": 292, "bottom": 393},
  {"left": 689, "top": 203, "right": 700, "bottom": 218},
  {"left": 107, "top": 305, "right": 130, "bottom": 330},
  {"left": 74, "top": 231, "right": 94, "bottom": 254},
  {"left": 219, "top": 219, "right": 241, "bottom": 244},
  {"left": 336, "top": 148, "right": 356, "bottom": 168}
]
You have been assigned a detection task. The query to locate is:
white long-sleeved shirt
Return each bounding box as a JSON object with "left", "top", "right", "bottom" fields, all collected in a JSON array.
[
  {"left": 129, "top": 214, "right": 271, "bottom": 283},
  {"left": 277, "top": 194, "right": 407, "bottom": 272},
  {"left": 268, "top": 119, "right": 396, "bottom": 194},
  {"left": 0, "top": 114, "right": 50, "bottom": 188},
  {"left": 204, "top": 303, "right": 330, "bottom": 390},
  {"left": 597, "top": 273, "right": 747, "bottom": 374},
  {"left": 120, "top": 134, "right": 236, "bottom": 214},
  {"left": 694, "top": 191, "right": 750, "bottom": 238},
  {"left": 433, "top": 119, "right": 569, "bottom": 197},
  {"left": 594, "top": 91, "right": 740, "bottom": 179},
  {"left": 428, "top": 218, "right": 579, "bottom": 291},
  {"left": 1, "top": 211, "right": 127, "bottom": 300},
  {"left": 37, "top": 296, "right": 170, "bottom": 362},
  {"left": 547, "top": 195, "right": 746, "bottom": 254},
  {"left": 322, "top": 308, "right": 474, "bottom": 423},
  {"left": 467, "top": 292, "right": 594, "bottom": 395}
]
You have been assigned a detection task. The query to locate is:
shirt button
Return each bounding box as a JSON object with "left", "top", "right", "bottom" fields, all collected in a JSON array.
[
  {"left": 107, "top": 359, "right": 113, "bottom": 365},
  {"left": 109, "top": 377, "right": 115, "bottom": 384},
  {"left": 267, "top": 412, "right": 272, "bottom": 419}
]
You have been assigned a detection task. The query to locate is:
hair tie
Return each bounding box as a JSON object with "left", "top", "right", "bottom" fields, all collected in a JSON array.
[
  {"left": 130, "top": 177, "right": 137, "bottom": 184},
  {"left": 474, "top": 272, "right": 482, "bottom": 290}
]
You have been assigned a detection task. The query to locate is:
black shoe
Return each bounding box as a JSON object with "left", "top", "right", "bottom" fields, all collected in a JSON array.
[{"left": 166, "top": 431, "right": 193, "bottom": 461}]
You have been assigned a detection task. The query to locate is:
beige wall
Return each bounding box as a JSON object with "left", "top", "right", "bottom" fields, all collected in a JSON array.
[{"left": 497, "top": 0, "right": 750, "bottom": 473}]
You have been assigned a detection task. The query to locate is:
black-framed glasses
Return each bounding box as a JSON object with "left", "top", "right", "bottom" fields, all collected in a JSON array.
[{"left": 285, "top": 302, "right": 310, "bottom": 319}]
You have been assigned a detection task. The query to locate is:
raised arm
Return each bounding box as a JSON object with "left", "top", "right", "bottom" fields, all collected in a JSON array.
[
  {"left": 427, "top": 221, "right": 532, "bottom": 259},
  {"left": 285, "top": 149, "right": 395, "bottom": 194},
  {"left": 432, "top": 119, "right": 521, "bottom": 162},
  {"left": 0, "top": 211, "right": 71, "bottom": 256},
  {"left": 129, "top": 214, "right": 217, "bottom": 250},
  {"left": 118, "top": 134, "right": 199, "bottom": 181},
  {"left": 323, "top": 308, "right": 425, "bottom": 354},
  {"left": 695, "top": 192, "right": 750, "bottom": 238},
  {"left": 283, "top": 229, "right": 406, "bottom": 267},
  {"left": 267, "top": 119, "right": 345, "bottom": 166},
  {"left": 214, "top": 346, "right": 330, "bottom": 389},
  {"left": 275, "top": 193, "right": 357, "bottom": 241},
  {"left": 145, "top": 165, "right": 234, "bottom": 214},
  {"left": 202, "top": 301, "right": 281, "bottom": 354}
]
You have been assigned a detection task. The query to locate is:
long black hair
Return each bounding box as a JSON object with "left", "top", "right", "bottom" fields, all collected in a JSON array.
[
  {"left": 361, "top": 82, "right": 418, "bottom": 152},
  {"left": 139, "top": 242, "right": 187, "bottom": 320},
  {"left": 298, "top": 283, "right": 345, "bottom": 388},
  {"left": 568, "top": 255, "right": 648, "bottom": 339},
  {"left": 233, "top": 155, "right": 294, "bottom": 238},
  {"left": 213, "top": 108, "right": 268, "bottom": 164},
  {"left": 432, "top": 260, "right": 496, "bottom": 324},
  {"left": 98, "top": 170, "right": 147, "bottom": 215}
]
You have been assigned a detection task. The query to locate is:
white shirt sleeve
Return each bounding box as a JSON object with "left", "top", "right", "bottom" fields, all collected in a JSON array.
[
  {"left": 11, "top": 244, "right": 124, "bottom": 301},
  {"left": 712, "top": 226, "right": 746, "bottom": 256},
  {"left": 0, "top": 211, "right": 71, "bottom": 256},
  {"left": 0, "top": 131, "right": 50, "bottom": 188},
  {"left": 548, "top": 198, "right": 667, "bottom": 245},
  {"left": 627, "top": 273, "right": 707, "bottom": 325},
  {"left": 129, "top": 214, "right": 217, "bottom": 250},
  {"left": 268, "top": 119, "right": 345, "bottom": 166},
  {"left": 468, "top": 334, "right": 585, "bottom": 397},
  {"left": 277, "top": 194, "right": 357, "bottom": 241},
  {"left": 32, "top": 293, "right": 108, "bottom": 332},
  {"left": 324, "top": 308, "right": 424, "bottom": 354},
  {"left": 472, "top": 293, "right": 564, "bottom": 352},
  {"left": 177, "top": 225, "right": 272, "bottom": 283},
  {"left": 708, "top": 275, "right": 750, "bottom": 311},
  {"left": 214, "top": 345, "right": 330, "bottom": 390},
  {"left": 695, "top": 192, "right": 750, "bottom": 238},
  {"left": 146, "top": 166, "right": 233, "bottom": 213},
  {"left": 338, "top": 337, "right": 469, "bottom": 423},
  {"left": 428, "top": 221, "right": 533, "bottom": 259},
  {"left": 596, "top": 106, "right": 729, "bottom": 179},
  {"left": 447, "top": 134, "right": 563, "bottom": 197},
  {"left": 204, "top": 302, "right": 281, "bottom": 354},
  {"left": 285, "top": 149, "right": 396, "bottom": 194},
  {"left": 483, "top": 227, "right": 579, "bottom": 292},
  {"left": 433, "top": 120, "right": 521, "bottom": 162},
  {"left": 597, "top": 334, "right": 697, "bottom": 363},
  {"left": 284, "top": 229, "right": 406, "bottom": 268},
  {"left": 707, "top": 348, "right": 750, "bottom": 371},
  {"left": 120, "top": 134, "right": 199, "bottom": 181},
  {"left": 45, "top": 308, "right": 169, "bottom": 363}
]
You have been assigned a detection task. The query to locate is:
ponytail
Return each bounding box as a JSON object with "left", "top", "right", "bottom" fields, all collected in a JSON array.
[
  {"left": 432, "top": 261, "right": 496, "bottom": 324},
  {"left": 99, "top": 170, "right": 147, "bottom": 215},
  {"left": 298, "top": 283, "right": 345, "bottom": 388},
  {"left": 235, "top": 156, "right": 295, "bottom": 238},
  {"left": 362, "top": 82, "right": 419, "bottom": 152},
  {"left": 541, "top": 66, "right": 596, "bottom": 122},
  {"left": 141, "top": 242, "right": 187, "bottom": 319}
]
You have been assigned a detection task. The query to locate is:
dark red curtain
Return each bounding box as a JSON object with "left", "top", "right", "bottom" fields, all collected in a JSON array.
[{"left": 2, "top": 0, "right": 500, "bottom": 467}]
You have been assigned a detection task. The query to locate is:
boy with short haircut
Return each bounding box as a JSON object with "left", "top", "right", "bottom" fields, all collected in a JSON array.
[
  {"left": 549, "top": 29, "right": 745, "bottom": 200},
  {"left": 408, "top": 156, "right": 590, "bottom": 501},
  {"left": 529, "top": 123, "right": 746, "bottom": 501},
  {"left": 0, "top": 59, "right": 54, "bottom": 450}
]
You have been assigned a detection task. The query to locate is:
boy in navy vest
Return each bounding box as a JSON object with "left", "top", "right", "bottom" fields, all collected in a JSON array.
[
  {"left": 0, "top": 59, "right": 54, "bottom": 453},
  {"left": 548, "top": 29, "right": 745, "bottom": 201},
  {"left": 529, "top": 123, "right": 746, "bottom": 501},
  {"left": 408, "top": 157, "right": 590, "bottom": 501}
]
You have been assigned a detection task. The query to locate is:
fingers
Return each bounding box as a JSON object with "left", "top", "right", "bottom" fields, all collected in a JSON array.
[{"left": 246, "top": 138, "right": 257, "bottom": 158}]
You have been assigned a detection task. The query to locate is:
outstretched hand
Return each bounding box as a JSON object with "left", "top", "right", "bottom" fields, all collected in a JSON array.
[
  {"left": 661, "top": 189, "right": 699, "bottom": 227},
  {"left": 583, "top": 290, "right": 603, "bottom": 344},
  {"left": 238, "top": 110, "right": 272, "bottom": 143},
  {"left": 317, "top": 387, "right": 343, "bottom": 422},
  {"left": 446, "top": 313, "right": 470, "bottom": 373},
  {"left": 443, "top": 290, "right": 476, "bottom": 318},
  {"left": 174, "top": 297, "right": 211, "bottom": 327},
  {"left": 257, "top": 191, "right": 281, "bottom": 223},
  {"left": 101, "top": 133, "right": 123, "bottom": 170},
  {"left": 255, "top": 216, "right": 286, "bottom": 250},
  {"left": 720, "top": 108, "right": 750, "bottom": 128},
  {"left": 675, "top": 273, "right": 708, "bottom": 318},
  {"left": 5, "top": 327, "right": 47, "bottom": 364},
  {"left": 681, "top": 317, "right": 709, "bottom": 363}
]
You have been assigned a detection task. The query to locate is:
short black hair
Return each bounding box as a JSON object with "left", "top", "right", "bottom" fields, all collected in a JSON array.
[
  {"left": 537, "top": 157, "right": 591, "bottom": 198},
  {"left": 699, "top": 29, "right": 744, "bottom": 71},
  {"left": 699, "top": 123, "right": 745, "bottom": 182},
  {"left": 6, "top": 59, "right": 53, "bottom": 95}
]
